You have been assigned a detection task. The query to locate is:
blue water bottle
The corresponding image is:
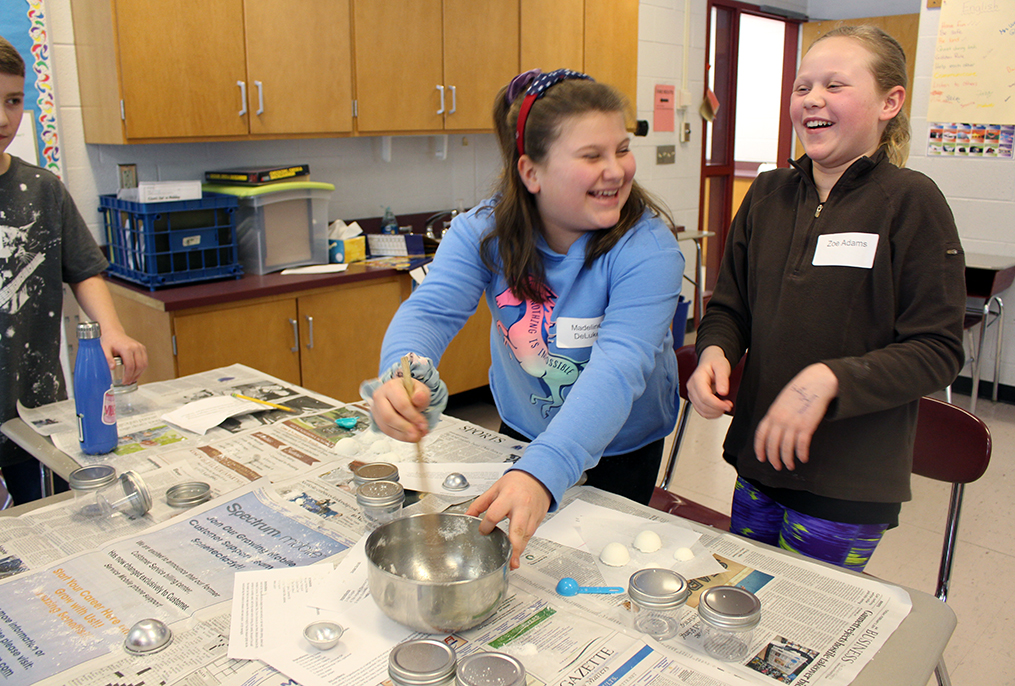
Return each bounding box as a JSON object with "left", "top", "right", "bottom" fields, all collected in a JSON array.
[{"left": 75, "top": 322, "right": 118, "bottom": 454}]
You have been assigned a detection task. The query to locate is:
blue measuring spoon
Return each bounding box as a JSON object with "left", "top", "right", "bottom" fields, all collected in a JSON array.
[{"left": 555, "top": 577, "right": 625, "bottom": 597}]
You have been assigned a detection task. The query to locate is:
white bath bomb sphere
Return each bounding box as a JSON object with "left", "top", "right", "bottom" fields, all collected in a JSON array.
[
  {"left": 633, "top": 530, "right": 662, "bottom": 553},
  {"left": 674, "top": 547, "right": 695, "bottom": 562},
  {"left": 600, "top": 541, "right": 631, "bottom": 567}
]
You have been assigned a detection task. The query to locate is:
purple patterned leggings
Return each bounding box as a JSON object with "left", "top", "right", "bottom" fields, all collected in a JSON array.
[{"left": 730, "top": 478, "right": 889, "bottom": 572}]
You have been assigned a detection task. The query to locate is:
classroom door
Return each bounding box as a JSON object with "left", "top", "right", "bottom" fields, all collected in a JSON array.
[{"left": 697, "top": 1, "right": 797, "bottom": 321}]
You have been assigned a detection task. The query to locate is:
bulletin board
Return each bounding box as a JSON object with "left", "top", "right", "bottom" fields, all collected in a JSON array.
[
  {"left": 928, "top": 0, "right": 1015, "bottom": 124},
  {"left": 0, "top": 0, "right": 61, "bottom": 176}
]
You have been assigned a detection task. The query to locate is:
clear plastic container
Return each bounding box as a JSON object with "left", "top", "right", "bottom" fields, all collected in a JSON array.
[
  {"left": 697, "top": 586, "right": 762, "bottom": 662},
  {"left": 111, "top": 356, "right": 151, "bottom": 417},
  {"left": 627, "top": 568, "right": 689, "bottom": 640},
  {"left": 68, "top": 465, "right": 117, "bottom": 516},
  {"left": 455, "top": 652, "right": 525, "bottom": 686},
  {"left": 389, "top": 638, "right": 457, "bottom": 686},
  {"left": 356, "top": 480, "right": 405, "bottom": 531},
  {"left": 96, "top": 471, "right": 153, "bottom": 518}
]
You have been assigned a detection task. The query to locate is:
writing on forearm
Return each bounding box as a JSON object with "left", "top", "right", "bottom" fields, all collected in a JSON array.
[{"left": 790, "top": 385, "right": 818, "bottom": 413}]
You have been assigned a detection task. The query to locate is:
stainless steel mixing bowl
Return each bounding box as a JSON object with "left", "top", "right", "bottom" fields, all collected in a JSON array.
[{"left": 365, "top": 513, "right": 511, "bottom": 633}]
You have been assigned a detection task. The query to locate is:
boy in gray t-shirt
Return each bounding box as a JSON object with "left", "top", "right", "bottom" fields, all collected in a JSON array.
[{"left": 0, "top": 36, "right": 147, "bottom": 505}]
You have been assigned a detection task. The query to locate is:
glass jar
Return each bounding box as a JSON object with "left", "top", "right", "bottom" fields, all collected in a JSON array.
[
  {"left": 389, "top": 638, "right": 457, "bottom": 686},
  {"left": 356, "top": 479, "right": 405, "bottom": 531},
  {"left": 627, "top": 568, "right": 689, "bottom": 641},
  {"left": 455, "top": 652, "right": 526, "bottom": 686},
  {"left": 353, "top": 461, "right": 400, "bottom": 487},
  {"left": 697, "top": 585, "right": 762, "bottom": 662},
  {"left": 68, "top": 465, "right": 117, "bottom": 516}
]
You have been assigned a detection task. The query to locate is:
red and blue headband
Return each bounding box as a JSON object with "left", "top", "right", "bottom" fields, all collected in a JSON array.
[{"left": 510, "top": 68, "right": 594, "bottom": 157}]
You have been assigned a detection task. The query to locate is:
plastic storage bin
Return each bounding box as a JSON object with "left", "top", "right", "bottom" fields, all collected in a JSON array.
[
  {"left": 100, "top": 192, "right": 242, "bottom": 290},
  {"left": 202, "top": 181, "right": 334, "bottom": 274}
]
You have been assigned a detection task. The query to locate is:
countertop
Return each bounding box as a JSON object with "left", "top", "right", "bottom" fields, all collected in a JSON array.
[{"left": 103, "top": 261, "right": 421, "bottom": 312}]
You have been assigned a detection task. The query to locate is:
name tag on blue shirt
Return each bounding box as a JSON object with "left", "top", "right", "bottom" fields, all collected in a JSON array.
[
  {"left": 812, "top": 233, "right": 879, "bottom": 269},
  {"left": 556, "top": 316, "right": 603, "bottom": 348}
]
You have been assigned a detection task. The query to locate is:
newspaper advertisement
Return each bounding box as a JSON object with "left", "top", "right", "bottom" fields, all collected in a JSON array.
[
  {"left": 0, "top": 480, "right": 350, "bottom": 686},
  {"left": 18, "top": 364, "right": 351, "bottom": 476}
]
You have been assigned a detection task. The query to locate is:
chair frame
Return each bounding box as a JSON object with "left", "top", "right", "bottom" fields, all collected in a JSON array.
[{"left": 911, "top": 396, "right": 991, "bottom": 686}]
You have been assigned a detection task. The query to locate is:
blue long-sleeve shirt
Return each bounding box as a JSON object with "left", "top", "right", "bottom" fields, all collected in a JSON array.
[{"left": 380, "top": 200, "right": 684, "bottom": 508}]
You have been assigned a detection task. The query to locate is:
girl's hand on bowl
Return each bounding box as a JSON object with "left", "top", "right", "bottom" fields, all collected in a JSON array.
[
  {"left": 467, "top": 471, "right": 551, "bottom": 570},
  {"left": 370, "top": 377, "right": 431, "bottom": 443}
]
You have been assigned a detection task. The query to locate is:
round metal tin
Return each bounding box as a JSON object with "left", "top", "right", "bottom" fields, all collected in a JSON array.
[
  {"left": 68, "top": 465, "right": 117, "bottom": 492},
  {"left": 389, "top": 638, "right": 457, "bottom": 685},
  {"left": 357, "top": 480, "right": 405, "bottom": 507},
  {"left": 628, "top": 568, "right": 690, "bottom": 610},
  {"left": 166, "top": 481, "right": 212, "bottom": 508},
  {"left": 698, "top": 585, "right": 762, "bottom": 630},
  {"left": 353, "top": 462, "right": 400, "bottom": 486},
  {"left": 455, "top": 652, "right": 526, "bottom": 686}
]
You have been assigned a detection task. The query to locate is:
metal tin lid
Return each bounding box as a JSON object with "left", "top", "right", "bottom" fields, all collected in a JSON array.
[
  {"left": 121, "top": 471, "right": 153, "bottom": 516},
  {"left": 456, "top": 652, "right": 526, "bottom": 686},
  {"left": 353, "top": 462, "right": 400, "bottom": 486},
  {"left": 77, "top": 321, "right": 101, "bottom": 339},
  {"left": 357, "top": 480, "right": 405, "bottom": 507},
  {"left": 166, "top": 482, "right": 212, "bottom": 508},
  {"left": 628, "top": 568, "right": 690, "bottom": 610},
  {"left": 389, "top": 639, "right": 457, "bottom": 685},
  {"left": 68, "top": 465, "right": 117, "bottom": 492},
  {"left": 111, "top": 357, "right": 138, "bottom": 394},
  {"left": 697, "top": 586, "right": 762, "bottom": 630}
]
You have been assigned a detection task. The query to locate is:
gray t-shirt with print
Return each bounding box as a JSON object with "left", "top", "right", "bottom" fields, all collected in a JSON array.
[{"left": 0, "top": 156, "right": 108, "bottom": 466}]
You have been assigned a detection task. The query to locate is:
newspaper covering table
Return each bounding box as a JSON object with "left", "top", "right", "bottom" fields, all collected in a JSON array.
[{"left": 1, "top": 365, "right": 926, "bottom": 686}]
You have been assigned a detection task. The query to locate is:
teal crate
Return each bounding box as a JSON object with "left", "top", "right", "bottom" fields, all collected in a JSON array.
[{"left": 99, "top": 193, "right": 243, "bottom": 290}]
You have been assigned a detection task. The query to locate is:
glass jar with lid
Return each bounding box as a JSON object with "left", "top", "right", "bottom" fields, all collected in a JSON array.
[
  {"left": 697, "top": 585, "right": 762, "bottom": 662},
  {"left": 627, "top": 568, "right": 690, "bottom": 640},
  {"left": 68, "top": 465, "right": 117, "bottom": 516},
  {"left": 356, "top": 479, "right": 405, "bottom": 531},
  {"left": 388, "top": 638, "right": 457, "bottom": 686}
]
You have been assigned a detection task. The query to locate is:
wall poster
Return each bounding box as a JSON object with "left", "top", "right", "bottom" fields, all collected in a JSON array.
[
  {"left": 0, "top": 0, "right": 60, "bottom": 177},
  {"left": 927, "top": 0, "right": 1015, "bottom": 125}
]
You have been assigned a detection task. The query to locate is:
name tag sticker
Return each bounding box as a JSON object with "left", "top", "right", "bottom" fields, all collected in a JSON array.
[
  {"left": 812, "top": 233, "right": 879, "bottom": 269},
  {"left": 556, "top": 316, "right": 604, "bottom": 349}
]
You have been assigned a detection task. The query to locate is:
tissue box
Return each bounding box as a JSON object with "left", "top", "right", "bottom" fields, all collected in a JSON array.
[{"left": 329, "top": 236, "right": 365, "bottom": 264}]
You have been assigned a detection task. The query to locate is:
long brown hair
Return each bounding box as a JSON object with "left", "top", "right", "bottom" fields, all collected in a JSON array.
[
  {"left": 481, "top": 77, "right": 673, "bottom": 303},
  {"left": 812, "top": 25, "right": 911, "bottom": 166}
]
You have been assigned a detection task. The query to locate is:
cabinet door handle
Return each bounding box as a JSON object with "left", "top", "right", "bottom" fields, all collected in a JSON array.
[
  {"left": 305, "top": 315, "right": 314, "bottom": 349},
  {"left": 237, "top": 80, "right": 247, "bottom": 116},
  {"left": 436, "top": 85, "right": 445, "bottom": 115},
  {"left": 289, "top": 318, "right": 298, "bottom": 352},
  {"left": 449, "top": 85, "right": 456, "bottom": 114},
  {"left": 254, "top": 80, "right": 264, "bottom": 115}
]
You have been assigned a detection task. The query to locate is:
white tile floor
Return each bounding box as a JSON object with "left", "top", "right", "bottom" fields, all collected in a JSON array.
[{"left": 445, "top": 389, "right": 1015, "bottom": 685}]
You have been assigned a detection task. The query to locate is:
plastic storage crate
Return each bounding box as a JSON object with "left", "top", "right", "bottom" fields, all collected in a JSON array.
[
  {"left": 100, "top": 192, "right": 243, "bottom": 290},
  {"left": 201, "top": 182, "right": 333, "bottom": 274}
]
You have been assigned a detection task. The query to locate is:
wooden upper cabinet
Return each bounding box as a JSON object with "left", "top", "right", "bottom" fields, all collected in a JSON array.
[
  {"left": 353, "top": 0, "right": 445, "bottom": 133},
  {"left": 244, "top": 0, "right": 353, "bottom": 135},
  {"left": 355, "top": 0, "right": 518, "bottom": 133},
  {"left": 71, "top": 0, "right": 353, "bottom": 143},
  {"left": 520, "top": 0, "right": 584, "bottom": 74},
  {"left": 584, "top": 0, "right": 639, "bottom": 109},
  {"left": 70, "top": 0, "right": 634, "bottom": 142},
  {"left": 115, "top": 1, "right": 249, "bottom": 140},
  {"left": 443, "top": 0, "right": 519, "bottom": 131}
]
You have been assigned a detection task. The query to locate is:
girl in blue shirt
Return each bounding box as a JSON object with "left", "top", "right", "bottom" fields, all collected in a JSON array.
[{"left": 366, "top": 70, "right": 684, "bottom": 568}]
